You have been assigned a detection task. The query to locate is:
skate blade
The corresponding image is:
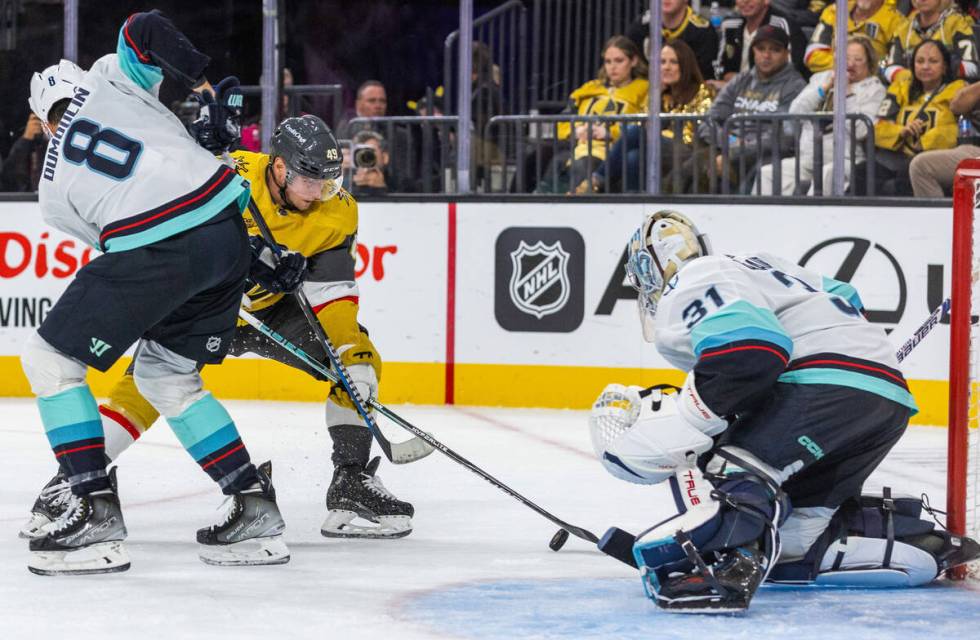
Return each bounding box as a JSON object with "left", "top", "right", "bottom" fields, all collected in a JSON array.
[
  {"left": 19, "top": 513, "right": 55, "bottom": 540},
  {"left": 198, "top": 535, "right": 290, "bottom": 566},
  {"left": 320, "top": 511, "right": 412, "bottom": 539},
  {"left": 28, "top": 540, "right": 130, "bottom": 576}
]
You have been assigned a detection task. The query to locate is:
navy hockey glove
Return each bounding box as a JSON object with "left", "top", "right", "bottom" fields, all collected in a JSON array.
[
  {"left": 191, "top": 76, "right": 243, "bottom": 154},
  {"left": 248, "top": 235, "right": 307, "bottom": 295}
]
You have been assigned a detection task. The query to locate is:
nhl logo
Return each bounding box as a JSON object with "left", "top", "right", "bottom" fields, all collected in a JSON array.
[
  {"left": 508, "top": 240, "right": 571, "bottom": 318},
  {"left": 495, "top": 226, "right": 584, "bottom": 333},
  {"left": 206, "top": 336, "right": 222, "bottom": 353}
]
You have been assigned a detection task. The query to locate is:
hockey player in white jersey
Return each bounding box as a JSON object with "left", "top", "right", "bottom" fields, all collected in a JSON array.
[
  {"left": 21, "top": 10, "right": 302, "bottom": 574},
  {"left": 590, "top": 210, "right": 979, "bottom": 612}
]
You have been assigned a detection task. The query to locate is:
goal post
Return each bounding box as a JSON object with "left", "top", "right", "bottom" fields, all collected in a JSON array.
[{"left": 950, "top": 157, "right": 980, "bottom": 579}]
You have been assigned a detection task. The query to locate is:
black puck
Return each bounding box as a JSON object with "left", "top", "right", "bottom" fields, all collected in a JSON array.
[{"left": 549, "top": 528, "right": 570, "bottom": 551}]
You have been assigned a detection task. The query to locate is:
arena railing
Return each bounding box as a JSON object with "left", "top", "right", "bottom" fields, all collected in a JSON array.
[
  {"left": 343, "top": 116, "right": 460, "bottom": 194},
  {"left": 483, "top": 113, "right": 719, "bottom": 194},
  {"left": 443, "top": 0, "right": 645, "bottom": 117},
  {"left": 240, "top": 84, "right": 345, "bottom": 130},
  {"left": 444, "top": 0, "right": 528, "bottom": 116},
  {"left": 481, "top": 112, "right": 880, "bottom": 197},
  {"left": 722, "top": 113, "right": 877, "bottom": 197}
]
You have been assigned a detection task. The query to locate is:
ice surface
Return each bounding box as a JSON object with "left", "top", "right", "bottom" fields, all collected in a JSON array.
[{"left": 1, "top": 399, "right": 976, "bottom": 639}]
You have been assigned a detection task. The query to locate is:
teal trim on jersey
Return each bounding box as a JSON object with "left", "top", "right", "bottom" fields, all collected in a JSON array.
[
  {"left": 103, "top": 177, "right": 247, "bottom": 252},
  {"left": 822, "top": 276, "right": 864, "bottom": 311},
  {"left": 186, "top": 423, "right": 240, "bottom": 461},
  {"left": 167, "top": 393, "right": 236, "bottom": 451},
  {"left": 777, "top": 369, "right": 919, "bottom": 415},
  {"left": 45, "top": 420, "right": 104, "bottom": 448},
  {"left": 38, "top": 386, "right": 101, "bottom": 432},
  {"left": 116, "top": 29, "right": 163, "bottom": 91},
  {"left": 691, "top": 300, "right": 793, "bottom": 358}
]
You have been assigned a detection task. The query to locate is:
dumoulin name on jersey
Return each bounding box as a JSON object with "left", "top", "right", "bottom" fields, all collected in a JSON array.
[
  {"left": 38, "top": 35, "right": 249, "bottom": 252},
  {"left": 654, "top": 253, "right": 917, "bottom": 415}
]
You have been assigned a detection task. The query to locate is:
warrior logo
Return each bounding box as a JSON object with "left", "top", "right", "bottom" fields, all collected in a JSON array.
[
  {"left": 508, "top": 240, "right": 571, "bottom": 318},
  {"left": 495, "top": 227, "right": 584, "bottom": 333}
]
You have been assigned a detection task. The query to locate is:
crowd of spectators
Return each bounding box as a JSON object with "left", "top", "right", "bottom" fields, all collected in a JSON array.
[
  {"left": 5, "top": 0, "right": 980, "bottom": 198},
  {"left": 554, "top": 0, "right": 980, "bottom": 196}
]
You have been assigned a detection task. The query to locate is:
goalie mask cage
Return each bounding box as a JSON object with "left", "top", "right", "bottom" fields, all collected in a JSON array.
[{"left": 950, "top": 158, "right": 980, "bottom": 580}]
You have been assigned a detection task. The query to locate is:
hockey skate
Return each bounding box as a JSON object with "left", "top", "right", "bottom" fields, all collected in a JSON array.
[
  {"left": 654, "top": 545, "right": 765, "bottom": 614},
  {"left": 321, "top": 456, "right": 414, "bottom": 539},
  {"left": 196, "top": 461, "right": 289, "bottom": 566},
  {"left": 28, "top": 469, "right": 129, "bottom": 576},
  {"left": 20, "top": 471, "right": 73, "bottom": 539}
]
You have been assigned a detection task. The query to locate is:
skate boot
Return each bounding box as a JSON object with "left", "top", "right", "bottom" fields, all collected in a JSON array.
[
  {"left": 20, "top": 471, "right": 73, "bottom": 539},
  {"left": 321, "top": 456, "right": 414, "bottom": 539},
  {"left": 196, "top": 461, "right": 289, "bottom": 566},
  {"left": 655, "top": 545, "right": 765, "bottom": 613},
  {"left": 28, "top": 468, "right": 129, "bottom": 576}
]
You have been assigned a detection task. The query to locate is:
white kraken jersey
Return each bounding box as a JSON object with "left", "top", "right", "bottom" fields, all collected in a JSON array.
[
  {"left": 38, "top": 54, "right": 248, "bottom": 253},
  {"left": 654, "top": 253, "right": 916, "bottom": 411}
]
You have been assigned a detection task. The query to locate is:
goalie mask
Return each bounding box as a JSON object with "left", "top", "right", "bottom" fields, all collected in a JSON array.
[
  {"left": 29, "top": 59, "right": 85, "bottom": 124},
  {"left": 625, "top": 210, "right": 710, "bottom": 342},
  {"left": 269, "top": 115, "right": 343, "bottom": 209}
]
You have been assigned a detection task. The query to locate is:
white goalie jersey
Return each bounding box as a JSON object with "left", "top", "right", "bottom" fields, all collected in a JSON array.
[
  {"left": 38, "top": 53, "right": 248, "bottom": 253},
  {"left": 654, "top": 253, "right": 917, "bottom": 413}
]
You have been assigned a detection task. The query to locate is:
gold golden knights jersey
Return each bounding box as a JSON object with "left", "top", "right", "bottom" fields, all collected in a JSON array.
[
  {"left": 558, "top": 77, "right": 649, "bottom": 161},
  {"left": 806, "top": 2, "right": 908, "bottom": 73},
  {"left": 233, "top": 150, "right": 359, "bottom": 314},
  {"left": 883, "top": 8, "right": 978, "bottom": 83},
  {"left": 233, "top": 150, "right": 381, "bottom": 385},
  {"left": 875, "top": 77, "right": 964, "bottom": 155}
]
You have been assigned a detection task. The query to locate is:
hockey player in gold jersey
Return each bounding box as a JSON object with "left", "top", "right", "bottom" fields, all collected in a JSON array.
[{"left": 21, "top": 115, "right": 414, "bottom": 541}]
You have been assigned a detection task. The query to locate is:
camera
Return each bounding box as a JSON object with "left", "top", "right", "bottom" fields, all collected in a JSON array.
[{"left": 353, "top": 144, "right": 379, "bottom": 169}]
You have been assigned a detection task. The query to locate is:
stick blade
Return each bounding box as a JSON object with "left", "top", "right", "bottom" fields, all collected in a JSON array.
[{"left": 390, "top": 437, "right": 436, "bottom": 464}]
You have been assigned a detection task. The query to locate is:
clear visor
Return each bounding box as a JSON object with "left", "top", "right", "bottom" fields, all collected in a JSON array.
[{"left": 286, "top": 170, "right": 343, "bottom": 202}]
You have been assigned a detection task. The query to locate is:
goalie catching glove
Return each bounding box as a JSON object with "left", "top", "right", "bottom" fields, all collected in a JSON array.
[
  {"left": 191, "top": 76, "right": 243, "bottom": 154},
  {"left": 588, "top": 374, "right": 725, "bottom": 485},
  {"left": 247, "top": 235, "right": 307, "bottom": 294}
]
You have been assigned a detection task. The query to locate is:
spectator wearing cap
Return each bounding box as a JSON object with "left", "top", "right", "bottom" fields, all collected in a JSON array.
[
  {"left": 627, "top": 0, "right": 719, "bottom": 81},
  {"left": 806, "top": 0, "right": 908, "bottom": 74},
  {"left": 693, "top": 25, "right": 806, "bottom": 192},
  {"left": 714, "top": 0, "right": 809, "bottom": 91}
]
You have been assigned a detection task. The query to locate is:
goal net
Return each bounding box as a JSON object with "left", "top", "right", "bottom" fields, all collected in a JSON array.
[{"left": 950, "top": 158, "right": 980, "bottom": 579}]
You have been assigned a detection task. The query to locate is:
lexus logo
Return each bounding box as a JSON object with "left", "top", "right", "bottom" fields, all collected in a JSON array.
[{"left": 799, "top": 237, "right": 906, "bottom": 327}]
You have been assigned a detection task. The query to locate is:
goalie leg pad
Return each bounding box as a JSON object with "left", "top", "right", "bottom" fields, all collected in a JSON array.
[
  {"left": 768, "top": 488, "right": 980, "bottom": 586},
  {"left": 632, "top": 467, "right": 789, "bottom": 612}
]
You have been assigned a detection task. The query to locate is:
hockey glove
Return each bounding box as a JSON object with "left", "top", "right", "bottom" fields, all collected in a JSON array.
[
  {"left": 190, "top": 76, "right": 243, "bottom": 154},
  {"left": 248, "top": 235, "right": 307, "bottom": 294}
]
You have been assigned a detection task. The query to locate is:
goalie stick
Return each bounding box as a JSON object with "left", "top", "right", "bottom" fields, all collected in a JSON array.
[
  {"left": 895, "top": 297, "right": 951, "bottom": 363},
  {"left": 238, "top": 307, "right": 600, "bottom": 546},
  {"left": 244, "top": 198, "right": 433, "bottom": 465}
]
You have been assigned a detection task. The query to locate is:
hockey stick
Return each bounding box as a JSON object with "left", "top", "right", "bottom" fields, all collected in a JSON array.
[
  {"left": 895, "top": 297, "right": 951, "bottom": 363},
  {"left": 238, "top": 307, "right": 600, "bottom": 546},
  {"left": 244, "top": 198, "right": 433, "bottom": 465}
]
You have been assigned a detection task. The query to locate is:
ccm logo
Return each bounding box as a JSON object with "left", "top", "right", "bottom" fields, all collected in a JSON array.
[{"left": 0, "top": 232, "right": 95, "bottom": 279}]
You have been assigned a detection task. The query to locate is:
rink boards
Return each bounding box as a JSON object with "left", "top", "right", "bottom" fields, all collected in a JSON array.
[{"left": 0, "top": 199, "right": 953, "bottom": 425}]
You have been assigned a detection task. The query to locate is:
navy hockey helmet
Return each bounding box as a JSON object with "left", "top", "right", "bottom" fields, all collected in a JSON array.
[{"left": 269, "top": 115, "right": 343, "bottom": 203}]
